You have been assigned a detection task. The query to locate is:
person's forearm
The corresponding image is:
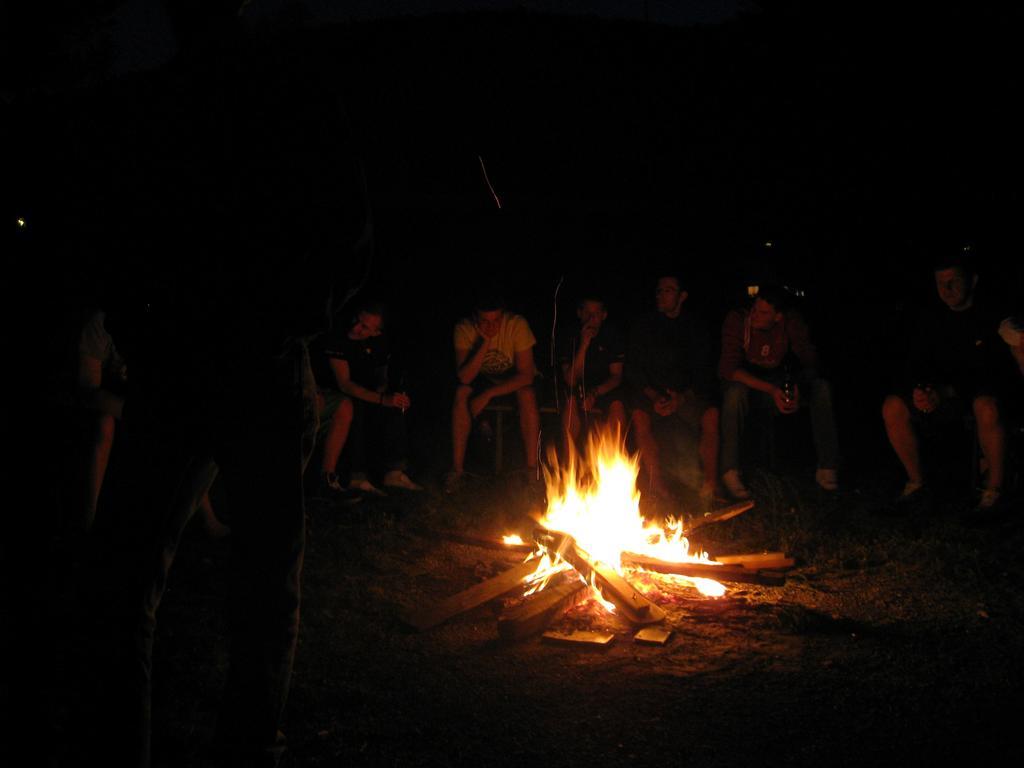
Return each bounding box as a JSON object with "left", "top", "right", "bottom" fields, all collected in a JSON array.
[
  {"left": 483, "top": 371, "right": 533, "bottom": 398},
  {"left": 592, "top": 372, "right": 623, "bottom": 398},
  {"left": 565, "top": 345, "right": 589, "bottom": 386},
  {"left": 340, "top": 380, "right": 384, "bottom": 404},
  {"left": 731, "top": 369, "right": 775, "bottom": 394},
  {"left": 643, "top": 385, "right": 663, "bottom": 403},
  {"left": 81, "top": 389, "right": 125, "bottom": 419},
  {"left": 456, "top": 343, "right": 488, "bottom": 384}
]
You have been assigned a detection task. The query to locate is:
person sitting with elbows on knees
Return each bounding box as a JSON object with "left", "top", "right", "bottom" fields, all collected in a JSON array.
[
  {"left": 718, "top": 284, "right": 840, "bottom": 499},
  {"left": 445, "top": 292, "right": 539, "bottom": 494}
]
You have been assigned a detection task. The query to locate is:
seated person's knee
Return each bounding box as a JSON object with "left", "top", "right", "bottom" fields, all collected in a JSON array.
[
  {"left": 453, "top": 384, "right": 473, "bottom": 408},
  {"left": 973, "top": 395, "right": 1001, "bottom": 427},
  {"left": 882, "top": 394, "right": 910, "bottom": 423}
]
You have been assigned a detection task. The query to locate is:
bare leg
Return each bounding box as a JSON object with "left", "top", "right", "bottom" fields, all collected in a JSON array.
[
  {"left": 631, "top": 409, "right": 668, "bottom": 497},
  {"left": 198, "top": 491, "right": 230, "bottom": 539},
  {"left": 320, "top": 397, "right": 353, "bottom": 475},
  {"left": 606, "top": 400, "right": 627, "bottom": 440},
  {"left": 451, "top": 385, "right": 472, "bottom": 473},
  {"left": 84, "top": 413, "right": 116, "bottom": 530},
  {"left": 699, "top": 406, "right": 721, "bottom": 495},
  {"left": 974, "top": 396, "right": 1005, "bottom": 491},
  {"left": 882, "top": 395, "right": 923, "bottom": 484},
  {"left": 517, "top": 386, "right": 540, "bottom": 471}
]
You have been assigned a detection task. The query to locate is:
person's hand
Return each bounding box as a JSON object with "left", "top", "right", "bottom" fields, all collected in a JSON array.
[
  {"left": 582, "top": 393, "right": 598, "bottom": 413},
  {"left": 475, "top": 321, "right": 499, "bottom": 341},
  {"left": 654, "top": 390, "right": 680, "bottom": 417},
  {"left": 580, "top": 322, "right": 599, "bottom": 345},
  {"left": 912, "top": 386, "right": 940, "bottom": 414},
  {"left": 469, "top": 392, "right": 491, "bottom": 419},
  {"left": 772, "top": 385, "right": 799, "bottom": 415},
  {"left": 385, "top": 391, "right": 411, "bottom": 410}
]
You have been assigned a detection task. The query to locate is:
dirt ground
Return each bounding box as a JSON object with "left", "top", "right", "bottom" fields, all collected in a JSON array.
[{"left": 80, "top": 457, "right": 1018, "bottom": 768}]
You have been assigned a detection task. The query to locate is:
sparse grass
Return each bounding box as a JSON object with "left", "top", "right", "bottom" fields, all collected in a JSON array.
[{"left": 44, "top": 451, "right": 1024, "bottom": 767}]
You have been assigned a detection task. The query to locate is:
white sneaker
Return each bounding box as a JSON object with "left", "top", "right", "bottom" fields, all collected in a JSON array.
[
  {"left": 349, "top": 477, "right": 387, "bottom": 497},
  {"left": 722, "top": 469, "right": 751, "bottom": 500},
  {"left": 815, "top": 468, "right": 838, "bottom": 492},
  {"left": 383, "top": 470, "right": 423, "bottom": 491}
]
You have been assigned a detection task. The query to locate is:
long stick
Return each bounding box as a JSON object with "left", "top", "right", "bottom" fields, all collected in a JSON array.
[
  {"left": 404, "top": 560, "right": 539, "bottom": 631},
  {"left": 621, "top": 552, "right": 786, "bottom": 587},
  {"left": 685, "top": 500, "right": 755, "bottom": 533}
]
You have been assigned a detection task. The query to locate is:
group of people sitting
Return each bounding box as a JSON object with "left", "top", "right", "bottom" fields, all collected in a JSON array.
[
  {"left": 301, "top": 251, "right": 1019, "bottom": 515},
  {"left": 77, "top": 253, "right": 1020, "bottom": 526},
  {"left": 435, "top": 274, "right": 840, "bottom": 505}
]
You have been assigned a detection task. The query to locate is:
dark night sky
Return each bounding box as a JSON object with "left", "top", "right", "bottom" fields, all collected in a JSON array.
[{"left": 5, "top": 1, "right": 1022, "bottom": 464}]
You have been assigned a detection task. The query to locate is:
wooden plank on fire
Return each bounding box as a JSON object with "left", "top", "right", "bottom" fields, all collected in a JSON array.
[
  {"left": 621, "top": 552, "right": 787, "bottom": 586},
  {"left": 685, "top": 500, "right": 755, "bottom": 532},
  {"left": 714, "top": 552, "right": 795, "bottom": 570},
  {"left": 534, "top": 527, "right": 667, "bottom": 625},
  {"left": 404, "top": 560, "right": 540, "bottom": 631},
  {"left": 497, "top": 577, "right": 588, "bottom": 641}
]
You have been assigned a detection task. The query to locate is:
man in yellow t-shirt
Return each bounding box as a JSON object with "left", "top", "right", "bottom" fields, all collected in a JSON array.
[{"left": 446, "top": 294, "right": 540, "bottom": 493}]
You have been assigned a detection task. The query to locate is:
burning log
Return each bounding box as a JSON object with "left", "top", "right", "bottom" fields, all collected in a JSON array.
[
  {"left": 404, "top": 560, "right": 540, "bottom": 631},
  {"left": 714, "top": 552, "right": 795, "bottom": 570},
  {"left": 497, "top": 576, "right": 588, "bottom": 641},
  {"left": 620, "top": 552, "right": 787, "bottom": 586},
  {"left": 684, "top": 500, "right": 755, "bottom": 533},
  {"left": 534, "top": 527, "right": 667, "bottom": 625}
]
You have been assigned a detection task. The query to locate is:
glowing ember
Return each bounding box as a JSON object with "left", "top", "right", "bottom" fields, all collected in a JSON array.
[
  {"left": 512, "top": 427, "right": 725, "bottom": 603},
  {"left": 502, "top": 534, "right": 525, "bottom": 546}
]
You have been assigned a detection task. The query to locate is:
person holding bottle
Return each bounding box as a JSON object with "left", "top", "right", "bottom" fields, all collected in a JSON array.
[
  {"left": 313, "top": 301, "right": 422, "bottom": 497},
  {"left": 718, "top": 284, "right": 840, "bottom": 498}
]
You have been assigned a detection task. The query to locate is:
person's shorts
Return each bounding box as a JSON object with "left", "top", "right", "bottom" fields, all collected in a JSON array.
[
  {"left": 458, "top": 370, "right": 536, "bottom": 398},
  {"left": 628, "top": 388, "right": 713, "bottom": 429}
]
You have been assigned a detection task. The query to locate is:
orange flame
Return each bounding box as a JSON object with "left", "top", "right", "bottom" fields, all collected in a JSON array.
[{"left": 524, "top": 426, "right": 725, "bottom": 601}]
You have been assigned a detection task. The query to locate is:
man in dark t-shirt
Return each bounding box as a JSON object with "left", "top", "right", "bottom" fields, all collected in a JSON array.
[
  {"left": 627, "top": 274, "right": 720, "bottom": 503},
  {"left": 882, "top": 253, "right": 1014, "bottom": 513},
  {"left": 558, "top": 295, "right": 627, "bottom": 452}
]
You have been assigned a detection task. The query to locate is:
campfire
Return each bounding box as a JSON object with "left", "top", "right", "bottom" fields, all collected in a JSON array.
[
  {"left": 523, "top": 428, "right": 727, "bottom": 605},
  {"left": 408, "top": 428, "right": 792, "bottom": 644}
]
